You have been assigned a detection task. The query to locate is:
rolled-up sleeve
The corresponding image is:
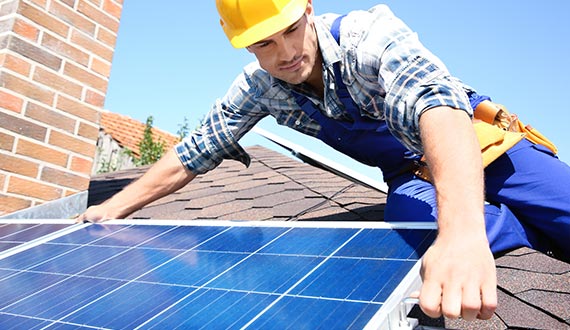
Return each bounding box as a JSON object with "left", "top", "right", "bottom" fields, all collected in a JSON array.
[
  {"left": 175, "top": 68, "right": 267, "bottom": 174},
  {"left": 384, "top": 58, "right": 472, "bottom": 154},
  {"left": 354, "top": 5, "right": 472, "bottom": 154}
]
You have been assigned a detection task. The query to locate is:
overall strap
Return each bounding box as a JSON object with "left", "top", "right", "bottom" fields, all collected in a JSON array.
[
  {"left": 330, "top": 14, "right": 346, "bottom": 43},
  {"left": 329, "top": 14, "right": 363, "bottom": 122},
  {"left": 330, "top": 14, "right": 346, "bottom": 91}
]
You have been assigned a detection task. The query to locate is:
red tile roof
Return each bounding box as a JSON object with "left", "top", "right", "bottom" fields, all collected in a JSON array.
[{"left": 99, "top": 111, "right": 180, "bottom": 157}]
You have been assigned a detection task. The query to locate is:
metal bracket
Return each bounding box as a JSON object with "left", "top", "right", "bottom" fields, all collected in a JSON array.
[{"left": 397, "top": 297, "right": 420, "bottom": 330}]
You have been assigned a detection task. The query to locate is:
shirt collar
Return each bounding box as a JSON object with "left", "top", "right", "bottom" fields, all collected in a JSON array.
[{"left": 314, "top": 16, "right": 343, "bottom": 67}]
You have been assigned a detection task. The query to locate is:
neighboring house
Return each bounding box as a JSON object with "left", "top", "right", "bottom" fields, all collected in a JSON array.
[
  {"left": 93, "top": 111, "right": 180, "bottom": 174},
  {"left": 88, "top": 144, "right": 570, "bottom": 329}
]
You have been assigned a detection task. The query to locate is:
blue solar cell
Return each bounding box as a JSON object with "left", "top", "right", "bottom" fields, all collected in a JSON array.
[
  {"left": 0, "top": 242, "right": 19, "bottom": 253},
  {"left": 259, "top": 227, "right": 359, "bottom": 256},
  {"left": 79, "top": 248, "right": 184, "bottom": 280},
  {"left": 0, "top": 271, "right": 67, "bottom": 309},
  {"left": 0, "top": 313, "right": 51, "bottom": 329},
  {"left": 371, "top": 260, "right": 422, "bottom": 303},
  {"left": 0, "top": 223, "right": 38, "bottom": 240},
  {"left": 336, "top": 228, "right": 433, "bottom": 259},
  {"left": 389, "top": 229, "right": 436, "bottom": 259},
  {"left": 196, "top": 291, "right": 278, "bottom": 329},
  {"left": 89, "top": 225, "right": 178, "bottom": 247},
  {"left": 248, "top": 296, "right": 380, "bottom": 329},
  {"left": 140, "top": 250, "right": 249, "bottom": 286},
  {"left": 413, "top": 229, "right": 438, "bottom": 258},
  {"left": 290, "top": 257, "right": 415, "bottom": 302},
  {"left": 139, "top": 289, "right": 278, "bottom": 329},
  {"left": 43, "top": 322, "right": 102, "bottom": 329},
  {"left": 0, "top": 244, "right": 77, "bottom": 270},
  {"left": 208, "top": 254, "right": 322, "bottom": 293},
  {"left": 196, "top": 226, "right": 288, "bottom": 252},
  {"left": 0, "top": 224, "right": 70, "bottom": 253},
  {"left": 51, "top": 224, "right": 126, "bottom": 245},
  {"left": 140, "top": 225, "right": 228, "bottom": 249},
  {"left": 0, "top": 269, "right": 17, "bottom": 280},
  {"left": 319, "top": 301, "right": 382, "bottom": 329},
  {"left": 0, "top": 224, "right": 68, "bottom": 242},
  {"left": 3, "top": 276, "right": 124, "bottom": 320},
  {"left": 61, "top": 281, "right": 195, "bottom": 329},
  {"left": 31, "top": 245, "right": 127, "bottom": 274}
]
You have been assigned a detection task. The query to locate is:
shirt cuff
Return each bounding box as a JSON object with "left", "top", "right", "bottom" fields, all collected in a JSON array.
[{"left": 174, "top": 107, "right": 251, "bottom": 175}]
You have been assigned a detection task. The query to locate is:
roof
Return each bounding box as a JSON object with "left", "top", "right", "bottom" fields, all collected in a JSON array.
[
  {"left": 99, "top": 111, "right": 180, "bottom": 157},
  {"left": 89, "top": 146, "right": 387, "bottom": 222},
  {"left": 88, "top": 145, "right": 570, "bottom": 329}
]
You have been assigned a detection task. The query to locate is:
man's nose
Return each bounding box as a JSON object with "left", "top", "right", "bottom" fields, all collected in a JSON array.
[{"left": 276, "top": 38, "right": 296, "bottom": 62}]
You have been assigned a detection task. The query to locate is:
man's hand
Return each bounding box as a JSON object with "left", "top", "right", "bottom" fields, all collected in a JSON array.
[
  {"left": 419, "top": 229, "right": 497, "bottom": 320},
  {"left": 75, "top": 203, "right": 116, "bottom": 223}
]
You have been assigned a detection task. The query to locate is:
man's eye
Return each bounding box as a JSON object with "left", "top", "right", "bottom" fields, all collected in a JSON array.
[
  {"left": 254, "top": 41, "right": 271, "bottom": 49},
  {"left": 287, "top": 27, "right": 298, "bottom": 34}
]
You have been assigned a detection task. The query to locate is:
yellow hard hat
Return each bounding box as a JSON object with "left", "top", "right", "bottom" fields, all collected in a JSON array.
[{"left": 216, "top": 0, "right": 309, "bottom": 48}]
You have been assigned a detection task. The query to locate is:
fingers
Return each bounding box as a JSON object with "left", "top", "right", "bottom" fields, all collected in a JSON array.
[
  {"left": 74, "top": 213, "right": 94, "bottom": 224},
  {"left": 74, "top": 206, "right": 105, "bottom": 224},
  {"left": 420, "top": 281, "right": 498, "bottom": 321},
  {"left": 455, "top": 285, "right": 480, "bottom": 321},
  {"left": 74, "top": 213, "right": 84, "bottom": 224},
  {"left": 418, "top": 233, "right": 497, "bottom": 322},
  {"left": 479, "top": 280, "right": 498, "bottom": 320},
  {"left": 419, "top": 280, "right": 442, "bottom": 318}
]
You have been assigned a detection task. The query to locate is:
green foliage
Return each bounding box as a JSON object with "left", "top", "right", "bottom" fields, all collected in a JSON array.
[
  {"left": 177, "top": 116, "right": 190, "bottom": 140},
  {"left": 95, "top": 147, "right": 133, "bottom": 174},
  {"left": 135, "top": 116, "right": 165, "bottom": 166},
  {"left": 97, "top": 157, "right": 117, "bottom": 174},
  {"left": 176, "top": 115, "right": 204, "bottom": 140}
]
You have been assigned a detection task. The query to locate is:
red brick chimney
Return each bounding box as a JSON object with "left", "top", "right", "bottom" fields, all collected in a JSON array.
[{"left": 0, "top": 0, "right": 123, "bottom": 216}]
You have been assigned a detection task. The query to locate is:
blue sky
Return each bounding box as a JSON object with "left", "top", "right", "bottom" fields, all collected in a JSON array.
[{"left": 105, "top": 1, "right": 570, "bottom": 180}]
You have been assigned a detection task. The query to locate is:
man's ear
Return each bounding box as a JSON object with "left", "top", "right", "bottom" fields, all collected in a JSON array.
[{"left": 305, "top": 0, "right": 315, "bottom": 25}]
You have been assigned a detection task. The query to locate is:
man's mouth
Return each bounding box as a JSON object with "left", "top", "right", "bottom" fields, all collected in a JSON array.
[{"left": 280, "top": 56, "right": 303, "bottom": 72}]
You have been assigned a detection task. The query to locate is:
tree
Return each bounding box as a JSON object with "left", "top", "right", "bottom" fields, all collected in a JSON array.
[
  {"left": 135, "top": 116, "right": 165, "bottom": 166},
  {"left": 177, "top": 116, "right": 190, "bottom": 140}
]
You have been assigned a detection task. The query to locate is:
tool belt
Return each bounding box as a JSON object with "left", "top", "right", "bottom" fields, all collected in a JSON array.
[{"left": 414, "top": 100, "right": 558, "bottom": 182}]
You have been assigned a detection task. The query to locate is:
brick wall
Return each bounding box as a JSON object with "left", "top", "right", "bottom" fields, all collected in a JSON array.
[{"left": 0, "top": 0, "right": 123, "bottom": 216}]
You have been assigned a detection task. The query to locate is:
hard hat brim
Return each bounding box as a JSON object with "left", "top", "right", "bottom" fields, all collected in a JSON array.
[{"left": 227, "top": 0, "right": 308, "bottom": 48}]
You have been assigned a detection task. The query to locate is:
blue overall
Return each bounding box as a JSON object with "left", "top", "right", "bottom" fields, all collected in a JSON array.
[{"left": 292, "top": 16, "right": 570, "bottom": 259}]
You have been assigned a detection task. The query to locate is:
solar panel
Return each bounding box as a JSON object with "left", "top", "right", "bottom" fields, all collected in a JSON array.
[{"left": 0, "top": 220, "right": 436, "bottom": 329}]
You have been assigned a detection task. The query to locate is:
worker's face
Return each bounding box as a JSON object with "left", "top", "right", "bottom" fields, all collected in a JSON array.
[{"left": 246, "top": 3, "right": 320, "bottom": 86}]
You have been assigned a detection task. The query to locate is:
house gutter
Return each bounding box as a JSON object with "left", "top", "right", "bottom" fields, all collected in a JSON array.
[{"left": 0, "top": 191, "right": 87, "bottom": 220}]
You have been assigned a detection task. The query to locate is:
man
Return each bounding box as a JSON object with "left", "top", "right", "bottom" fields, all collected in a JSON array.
[{"left": 78, "top": 0, "right": 570, "bottom": 322}]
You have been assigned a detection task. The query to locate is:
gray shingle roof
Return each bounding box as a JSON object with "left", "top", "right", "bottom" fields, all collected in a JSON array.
[
  {"left": 87, "top": 145, "right": 570, "bottom": 329},
  {"left": 88, "top": 146, "right": 387, "bottom": 222}
]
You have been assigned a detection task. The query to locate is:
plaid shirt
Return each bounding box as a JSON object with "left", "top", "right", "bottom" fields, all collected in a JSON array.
[{"left": 176, "top": 4, "right": 474, "bottom": 174}]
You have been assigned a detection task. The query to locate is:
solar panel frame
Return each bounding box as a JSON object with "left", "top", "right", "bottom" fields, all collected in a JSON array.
[{"left": 0, "top": 219, "right": 436, "bottom": 329}]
